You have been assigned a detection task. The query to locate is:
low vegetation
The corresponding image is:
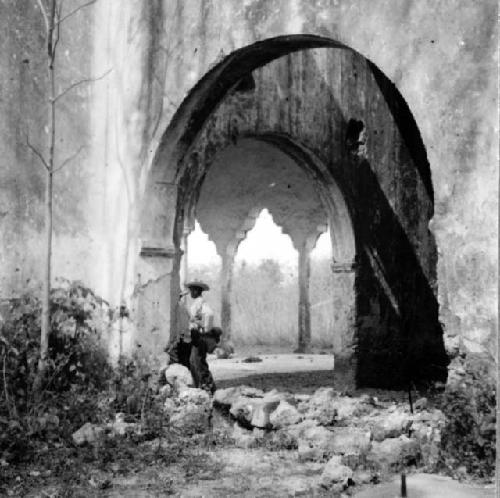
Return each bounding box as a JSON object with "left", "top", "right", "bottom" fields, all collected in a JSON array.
[{"left": 0, "top": 281, "right": 225, "bottom": 496}]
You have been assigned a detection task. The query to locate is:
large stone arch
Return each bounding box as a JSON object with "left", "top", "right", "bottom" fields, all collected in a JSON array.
[{"left": 136, "top": 35, "right": 448, "bottom": 387}]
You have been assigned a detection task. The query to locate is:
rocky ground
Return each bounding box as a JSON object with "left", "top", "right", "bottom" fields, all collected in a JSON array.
[{"left": 7, "top": 354, "right": 495, "bottom": 497}]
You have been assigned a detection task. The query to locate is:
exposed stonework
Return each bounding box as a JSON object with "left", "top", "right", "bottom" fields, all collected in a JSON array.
[{"left": 0, "top": 0, "right": 497, "bottom": 385}]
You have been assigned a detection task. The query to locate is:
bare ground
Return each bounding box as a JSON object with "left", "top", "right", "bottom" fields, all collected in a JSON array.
[{"left": 6, "top": 351, "right": 495, "bottom": 497}]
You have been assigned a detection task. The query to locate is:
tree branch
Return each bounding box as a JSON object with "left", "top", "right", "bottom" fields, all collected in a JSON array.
[
  {"left": 36, "top": 0, "right": 50, "bottom": 34},
  {"left": 53, "top": 145, "right": 85, "bottom": 172},
  {"left": 52, "top": 0, "right": 62, "bottom": 62},
  {"left": 26, "top": 135, "right": 49, "bottom": 171},
  {"left": 56, "top": 0, "right": 97, "bottom": 26},
  {"left": 53, "top": 68, "right": 112, "bottom": 103}
]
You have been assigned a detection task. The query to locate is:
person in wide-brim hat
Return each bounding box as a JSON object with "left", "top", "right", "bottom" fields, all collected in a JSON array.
[
  {"left": 163, "top": 278, "right": 220, "bottom": 394},
  {"left": 185, "top": 280, "right": 210, "bottom": 292}
]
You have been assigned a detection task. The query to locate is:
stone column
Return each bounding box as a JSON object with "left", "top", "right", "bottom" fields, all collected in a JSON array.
[
  {"left": 220, "top": 243, "right": 237, "bottom": 339},
  {"left": 297, "top": 242, "right": 312, "bottom": 353}
]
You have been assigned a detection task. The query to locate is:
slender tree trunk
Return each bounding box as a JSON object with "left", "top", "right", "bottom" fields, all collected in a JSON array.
[{"left": 40, "top": 0, "right": 56, "bottom": 371}]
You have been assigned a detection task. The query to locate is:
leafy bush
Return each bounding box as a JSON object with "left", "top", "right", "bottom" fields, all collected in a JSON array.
[
  {"left": 0, "top": 280, "right": 112, "bottom": 463},
  {"left": 438, "top": 355, "right": 496, "bottom": 479}
]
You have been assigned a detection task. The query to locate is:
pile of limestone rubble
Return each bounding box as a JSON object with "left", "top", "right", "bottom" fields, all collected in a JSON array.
[{"left": 161, "top": 364, "right": 446, "bottom": 494}]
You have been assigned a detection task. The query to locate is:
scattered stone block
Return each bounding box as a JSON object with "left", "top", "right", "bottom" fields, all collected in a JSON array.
[
  {"left": 169, "top": 387, "right": 213, "bottom": 434},
  {"left": 164, "top": 364, "right": 194, "bottom": 389},
  {"left": 214, "top": 386, "right": 243, "bottom": 408},
  {"left": 330, "top": 427, "right": 371, "bottom": 455},
  {"left": 270, "top": 400, "right": 302, "bottom": 428},
  {"left": 366, "top": 435, "right": 420, "bottom": 472},
  {"left": 72, "top": 422, "right": 104, "bottom": 445},
  {"left": 371, "top": 410, "right": 412, "bottom": 440},
  {"left": 251, "top": 400, "right": 281, "bottom": 428},
  {"left": 320, "top": 455, "right": 353, "bottom": 492},
  {"left": 229, "top": 396, "right": 258, "bottom": 425},
  {"left": 232, "top": 423, "right": 257, "bottom": 449}
]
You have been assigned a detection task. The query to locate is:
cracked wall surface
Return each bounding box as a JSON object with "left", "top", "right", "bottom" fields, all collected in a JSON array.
[{"left": 1, "top": 0, "right": 497, "bottom": 377}]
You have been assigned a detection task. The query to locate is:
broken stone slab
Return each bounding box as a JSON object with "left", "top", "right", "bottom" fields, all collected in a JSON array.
[
  {"left": 331, "top": 396, "right": 372, "bottom": 423},
  {"left": 414, "top": 397, "right": 428, "bottom": 410},
  {"left": 72, "top": 422, "right": 105, "bottom": 446},
  {"left": 294, "top": 393, "right": 311, "bottom": 403},
  {"left": 232, "top": 422, "right": 258, "bottom": 449},
  {"left": 319, "top": 455, "right": 353, "bottom": 492},
  {"left": 298, "top": 439, "right": 326, "bottom": 462},
  {"left": 366, "top": 435, "right": 420, "bottom": 472},
  {"left": 214, "top": 386, "right": 264, "bottom": 410},
  {"left": 164, "top": 364, "right": 194, "bottom": 389},
  {"left": 229, "top": 396, "right": 260, "bottom": 426},
  {"left": 370, "top": 410, "right": 413, "bottom": 441},
  {"left": 284, "top": 419, "right": 320, "bottom": 442},
  {"left": 331, "top": 427, "right": 372, "bottom": 455},
  {"left": 169, "top": 403, "right": 212, "bottom": 434},
  {"left": 262, "top": 388, "right": 296, "bottom": 404},
  {"left": 296, "top": 425, "right": 339, "bottom": 461},
  {"left": 239, "top": 386, "right": 265, "bottom": 398},
  {"left": 352, "top": 470, "right": 373, "bottom": 485},
  {"left": 110, "top": 420, "right": 140, "bottom": 437},
  {"left": 269, "top": 400, "right": 302, "bottom": 429},
  {"left": 178, "top": 387, "right": 211, "bottom": 405},
  {"left": 305, "top": 389, "right": 338, "bottom": 426},
  {"left": 214, "top": 386, "right": 242, "bottom": 408},
  {"left": 251, "top": 399, "right": 281, "bottom": 428},
  {"left": 166, "top": 387, "right": 213, "bottom": 434}
]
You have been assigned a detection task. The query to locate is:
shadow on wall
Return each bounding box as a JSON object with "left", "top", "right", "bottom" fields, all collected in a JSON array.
[
  {"left": 153, "top": 37, "right": 448, "bottom": 389},
  {"left": 354, "top": 157, "right": 448, "bottom": 388}
]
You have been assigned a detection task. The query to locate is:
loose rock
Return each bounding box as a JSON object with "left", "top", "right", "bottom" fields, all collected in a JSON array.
[
  {"left": 370, "top": 410, "right": 412, "bottom": 441},
  {"left": 229, "top": 396, "right": 259, "bottom": 426},
  {"left": 232, "top": 423, "right": 258, "bottom": 449},
  {"left": 331, "top": 427, "right": 371, "bottom": 455},
  {"left": 269, "top": 400, "right": 302, "bottom": 428},
  {"left": 72, "top": 423, "right": 104, "bottom": 445},
  {"left": 251, "top": 400, "right": 281, "bottom": 428},
  {"left": 164, "top": 364, "right": 194, "bottom": 389},
  {"left": 320, "top": 455, "right": 353, "bottom": 492},
  {"left": 366, "top": 435, "right": 420, "bottom": 472}
]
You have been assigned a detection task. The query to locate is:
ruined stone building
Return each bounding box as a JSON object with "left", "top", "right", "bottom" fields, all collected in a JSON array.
[{"left": 0, "top": 0, "right": 497, "bottom": 387}]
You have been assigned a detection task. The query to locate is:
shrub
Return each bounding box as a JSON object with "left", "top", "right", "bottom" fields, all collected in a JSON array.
[
  {"left": 0, "top": 280, "right": 112, "bottom": 464},
  {"left": 438, "top": 355, "right": 496, "bottom": 479}
]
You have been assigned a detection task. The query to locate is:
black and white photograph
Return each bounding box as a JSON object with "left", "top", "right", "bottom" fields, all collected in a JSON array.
[{"left": 0, "top": 0, "right": 497, "bottom": 496}]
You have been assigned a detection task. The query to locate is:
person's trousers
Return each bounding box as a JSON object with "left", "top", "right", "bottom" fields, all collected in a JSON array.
[{"left": 167, "top": 335, "right": 216, "bottom": 394}]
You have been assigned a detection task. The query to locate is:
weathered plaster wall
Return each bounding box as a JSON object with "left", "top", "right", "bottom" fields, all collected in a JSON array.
[
  {"left": 2, "top": 0, "right": 497, "bottom": 374},
  {"left": 0, "top": 0, "right": 99, "bottom": 297},
  {"left": 125, "top": 0, "right": 494, "bottom": 364}
]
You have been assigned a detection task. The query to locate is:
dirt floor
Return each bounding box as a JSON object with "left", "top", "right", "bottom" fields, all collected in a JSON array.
[{"left": 10, "top": 349, "right": 496, "bottom": 497}]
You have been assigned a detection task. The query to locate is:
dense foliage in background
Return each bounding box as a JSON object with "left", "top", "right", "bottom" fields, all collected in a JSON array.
[
  {"left": 190, "top": 257, "right": 335, "bottom": 348},
  {"left": 438, "top": 355, "right": 496, "bottom": 479}
]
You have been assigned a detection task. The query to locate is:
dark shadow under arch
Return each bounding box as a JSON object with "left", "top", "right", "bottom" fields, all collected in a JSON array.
[{"left": 141, "top": 34, "right": 447, "bottom": 389}]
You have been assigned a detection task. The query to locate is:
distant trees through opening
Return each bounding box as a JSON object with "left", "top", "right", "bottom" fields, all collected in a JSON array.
[{"left": 186, "top": 209, "right": 335, "bottom": 350}]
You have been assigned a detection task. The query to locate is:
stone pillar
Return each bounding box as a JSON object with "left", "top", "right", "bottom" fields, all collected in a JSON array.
[
  {"left": 133, "top": 181, "right": 181, "bottom": 356},
  {"left": 297, "top": 243, "right": 312, "bottom": 353},
  {"left": 330, "top": 261, "right": 357, "bottom": 357},
  {"left": 220, "top": 242, "right": 238, "bottom": 340}
]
